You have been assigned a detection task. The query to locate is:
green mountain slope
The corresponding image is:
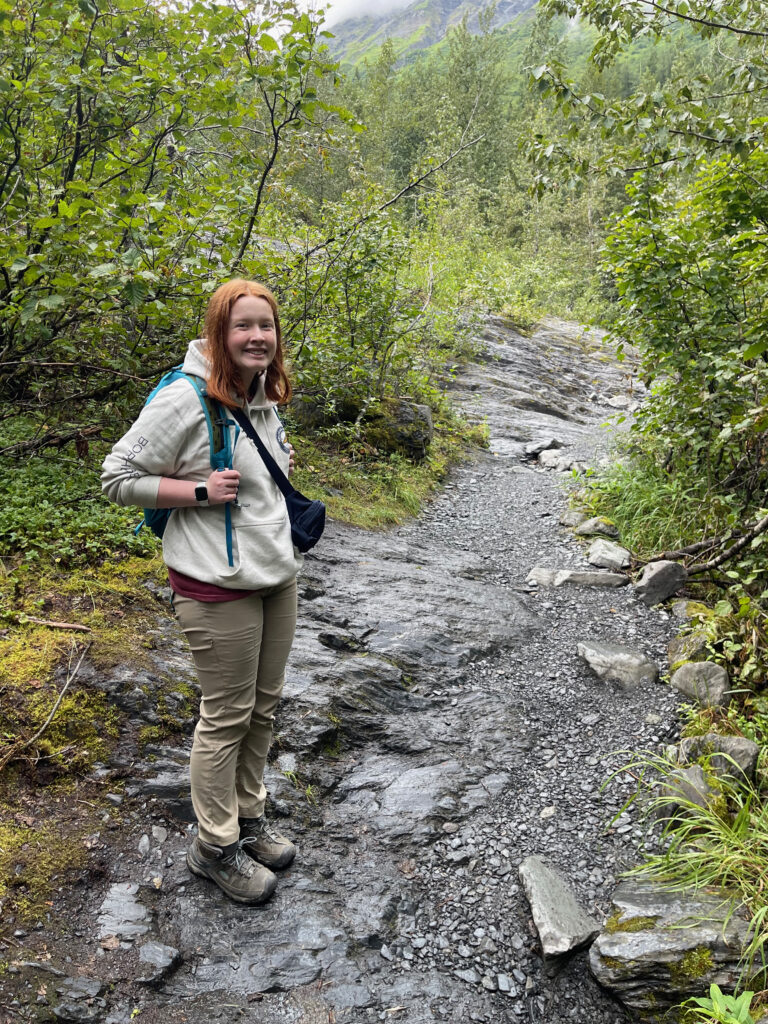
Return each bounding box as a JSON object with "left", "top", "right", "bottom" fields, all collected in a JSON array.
[{"left": 330, "top": 0, "right": 538, "bottom": 65}]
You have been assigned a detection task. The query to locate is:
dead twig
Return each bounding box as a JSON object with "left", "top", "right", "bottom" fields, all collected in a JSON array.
[{"left": 21, "top": 617, "right": 92, "bottom": 633}]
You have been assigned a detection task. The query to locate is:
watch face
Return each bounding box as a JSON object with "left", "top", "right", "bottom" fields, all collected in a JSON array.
[{"left": 195, "top": 485, "right": 207, "bottom": 502}]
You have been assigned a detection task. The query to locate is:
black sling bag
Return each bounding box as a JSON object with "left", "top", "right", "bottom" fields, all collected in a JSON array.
[{"left": 231, "top": 408, "right": 325, "bottom": 553}]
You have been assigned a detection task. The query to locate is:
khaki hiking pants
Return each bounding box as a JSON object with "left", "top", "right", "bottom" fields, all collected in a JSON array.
[{"left": 173, "top": 578, "right": 297, "bottom": 848}]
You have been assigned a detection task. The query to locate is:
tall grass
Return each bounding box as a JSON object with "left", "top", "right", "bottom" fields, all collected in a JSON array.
[
  {"left": 580, "top": 454, "right": 741, "bottom": 558},
  {"left": 615, "top": 750, "right": 768, "bottom": 983}
]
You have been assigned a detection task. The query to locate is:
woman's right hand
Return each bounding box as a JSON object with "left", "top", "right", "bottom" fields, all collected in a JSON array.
[{"left": 207, "top": 468, "right": 241, "bottom": 505}]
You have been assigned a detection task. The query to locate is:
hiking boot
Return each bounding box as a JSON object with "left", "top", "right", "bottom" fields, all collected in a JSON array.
[
  {"left": 239, "top": 815, "right": 296, "bottom": 870},
  {"left": 186, "top": 837, "right": 277, "bottom": 904}
]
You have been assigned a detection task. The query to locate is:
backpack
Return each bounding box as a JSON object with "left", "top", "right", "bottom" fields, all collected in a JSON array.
[{"left": 135, "top": 368, "right": 239, "bottom": 567}]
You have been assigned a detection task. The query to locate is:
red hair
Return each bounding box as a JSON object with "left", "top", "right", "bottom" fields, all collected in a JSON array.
[{"left": 203, "top": 279, "right": 292, "bottom": 409}]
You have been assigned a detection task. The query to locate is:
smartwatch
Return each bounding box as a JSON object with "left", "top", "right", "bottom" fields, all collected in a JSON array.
[{"left": 194, "top": 484, "right": 209, "bottom": 507}]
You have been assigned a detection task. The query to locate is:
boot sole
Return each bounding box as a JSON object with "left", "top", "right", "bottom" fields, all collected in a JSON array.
[{"left": 187, "top": 851, "right": 277, "bottom": 905}]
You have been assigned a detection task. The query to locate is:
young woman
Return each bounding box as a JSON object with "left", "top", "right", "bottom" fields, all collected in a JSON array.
[{"left": 102, "top": 280, "right": 302, "bottom": 905}]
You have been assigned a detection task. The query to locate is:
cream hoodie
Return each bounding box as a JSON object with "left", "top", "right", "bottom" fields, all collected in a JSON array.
[{"left": 101, "top": 339, "right": 302, "bottom": 589}]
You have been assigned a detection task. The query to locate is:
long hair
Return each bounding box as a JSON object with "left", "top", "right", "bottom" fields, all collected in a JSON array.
[{"left": 202, "top": 279, "right": 292, "bottom": 409}]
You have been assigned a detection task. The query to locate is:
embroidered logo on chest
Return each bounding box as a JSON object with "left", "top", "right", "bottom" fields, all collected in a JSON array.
[{"left": 276, "top": 425, "right": 291, "bottom": 454}]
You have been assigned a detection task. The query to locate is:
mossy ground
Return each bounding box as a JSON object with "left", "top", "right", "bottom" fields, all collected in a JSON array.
[{"left": 0, "top": 772, "right": 114, "bottom": 928}]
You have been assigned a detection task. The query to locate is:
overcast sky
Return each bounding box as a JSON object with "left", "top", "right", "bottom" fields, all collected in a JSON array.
[{"left": 315, "top": 0, "right": 414, "bottom": 27}]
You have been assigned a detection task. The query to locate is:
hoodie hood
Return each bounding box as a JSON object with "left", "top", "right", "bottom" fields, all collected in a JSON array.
[{"left": 182, "top": 338, "right": 274, "bottom": 411}]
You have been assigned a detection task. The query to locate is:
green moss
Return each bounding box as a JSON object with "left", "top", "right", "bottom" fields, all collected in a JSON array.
[
  {"left": 601, "top": 956, "right": 629, "bottom": 970},
  {"left": 0, "top": 819, "right": 88, "bottom": 921},
  {"left": 0, "top": 626, "right": 68, "bottom": 689},
  {"left": 26, "top": 686, "right": 119, "bottom": 771},
  {"left": 604, "top": 913, "right": 658, "bottom": 934},
  {"left": 322, "top": 735, "right": 343, "bottom": 759},
  {"left": 138, "top": 725, "right": 163, "bottom": 750},
  {"left": 668, "top": 946, "right": 714, "bottom": 983}
]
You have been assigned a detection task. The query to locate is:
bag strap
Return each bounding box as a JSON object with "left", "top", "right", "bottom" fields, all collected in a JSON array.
[
  {"left": 230, "top": 407, "right": 295, "bottom": 501},
  {"left": 143, "top": 368, "right": 237, "bottom": 566}
]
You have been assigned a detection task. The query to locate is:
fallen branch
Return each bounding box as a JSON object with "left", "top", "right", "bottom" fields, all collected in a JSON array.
[
  {"left": 0, "top": 641, "right": 91, "bottom": 772},
  {"left": 647, "top": 533, "right": 738, "bottom": 562},
  {"left": 687, "top": 512, "right": 768, "bottom": 575},
  {"left": 0, "top": 425, "right": 102, "bottom": 458},
  {"left": 22, "top": 617, "right": 92, "bottom": 633}
]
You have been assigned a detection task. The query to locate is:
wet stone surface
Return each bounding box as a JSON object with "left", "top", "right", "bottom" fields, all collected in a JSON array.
[{"left": 2, "top": 316, "right": 683, "bottom": 1023}]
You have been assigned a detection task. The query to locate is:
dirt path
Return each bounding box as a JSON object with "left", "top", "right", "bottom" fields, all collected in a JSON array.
[{"left": 1, "top": 316, "right": 679, "bottom": 1024}]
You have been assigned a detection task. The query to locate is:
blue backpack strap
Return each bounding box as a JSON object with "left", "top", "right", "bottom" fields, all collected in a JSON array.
[
  {"left": 138, "top": 369, "right": 238, "bottom": 566},
  {"left": 182, "top": 374, "right": 238, "bottom": 568}
]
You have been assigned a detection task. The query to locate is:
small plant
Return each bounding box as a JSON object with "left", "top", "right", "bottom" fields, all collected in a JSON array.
[{"left": 683, "top": 983, "right": 755, "bottom": 1024}]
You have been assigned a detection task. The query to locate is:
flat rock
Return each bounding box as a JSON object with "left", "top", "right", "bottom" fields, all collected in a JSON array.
[
  {"left": 577, "top": 641, "right": 659, "bottom": 688},
  {"left": 587, "top": 539, "right": 631, "bottom": 570},
  {"left": 519, "top": 855, "right": 599, "bottom": 959},
  {"left": 590, "top": 878, "right": 750, "bottom": 1016},
  {"left": 669, "top": 662, "right": 732, "bottom": 708},
  {"left": 574, "top": 517, "right": 620, "bottom": 539},
  {"left": 634, "top": 560, "right": 688, "bottom": 606},
  {"left": 137, "top": 941, "right": 183, "bottom": 986},
  {"left": 526, "top": 567, "right": 628, "bottom": 589},
  {"left": 554, "top": 569, "right": 628, "bottom": 588},
  {"left": 56, "top": 977, "right": 105, "bottom": 1000},
  {"left": 97, "top": 882, "right": 151, "bottom": 940},
  {"left": 559, "top": 509, "right": 589, "bottom": 527},
  {"left": 525, "top": 436, "right": 566, "bottom": 457},
  {"left": 678, "top": 734, "right": 759, "bottom": 784}
]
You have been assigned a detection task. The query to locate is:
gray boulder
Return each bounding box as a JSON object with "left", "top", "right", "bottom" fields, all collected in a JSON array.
[
  {"left": 525, "top": 566, "right": 558, "bottom": 587},
  {"left": 587, "top": 539, "right": 631, "bottom": 570},
  {"left": 525, "top": 436, "right": 566, "bottom": 457},
  {"left": 364, "top": 398, "right": 433, "bottom": 461},
  {"left": 679, "top": 734, "right": 760, "bottom": 785},
  {"left": 577, "top": 641, "right": 659, "bottom": 689},
  {"left": 560, "top": 509, "right": 589, "bottom": 528},
  {"left": 659, "top": 765, "right": 718, "bottom": 819},
  {"left": 670, "top": 662, "right": 732, "bottom": 708},
  {"left": 137, "top": 941, "right": 183, "bottom": 986},
  {"left": 590, "top": 878, "right": 750, "bottom": 1016},
  {"left": 539, "top": 449, "right": 572, "bottom": 471},
  {"left": 574, "top": 517, "right": 620, "bottom": 539},
  {"left": 671, "top": 600, "right": 711, "bottom": 621},
  {"left": 668, "top": 629, "right": 709, "bottom": 669},
  {"left": 634, "top": 561, "right": 688, "bottom": 606},
  {"left": 518, "top": 855, "right": 599, "bottom": 959}
]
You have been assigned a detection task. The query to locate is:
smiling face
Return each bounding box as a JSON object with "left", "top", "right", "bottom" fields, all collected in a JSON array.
[{"left": 226, "top": 295, "right": 278, "bottom": 390}]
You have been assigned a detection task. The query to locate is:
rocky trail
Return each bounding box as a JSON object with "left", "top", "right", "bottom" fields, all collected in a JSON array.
[{"left": 2, "top": 317, "right": 685, "bottom": 1024}]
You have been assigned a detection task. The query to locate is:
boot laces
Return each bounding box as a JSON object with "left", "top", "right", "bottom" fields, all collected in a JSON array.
[
  {"left": 242, "top": 816, "right": 282, "bottom": 843},
  {"left": 221, "top": 844, "right": 255, "bottom": 877}
]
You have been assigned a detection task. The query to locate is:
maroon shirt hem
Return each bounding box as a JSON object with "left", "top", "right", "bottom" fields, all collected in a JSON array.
[{"left": 168, "top": 567, "right": 257, "bottom": 603}]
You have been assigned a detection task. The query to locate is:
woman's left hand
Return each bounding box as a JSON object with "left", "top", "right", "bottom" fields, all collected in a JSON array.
[{"left": 288, "top": 443, "right": 295, "bottom": 477}]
